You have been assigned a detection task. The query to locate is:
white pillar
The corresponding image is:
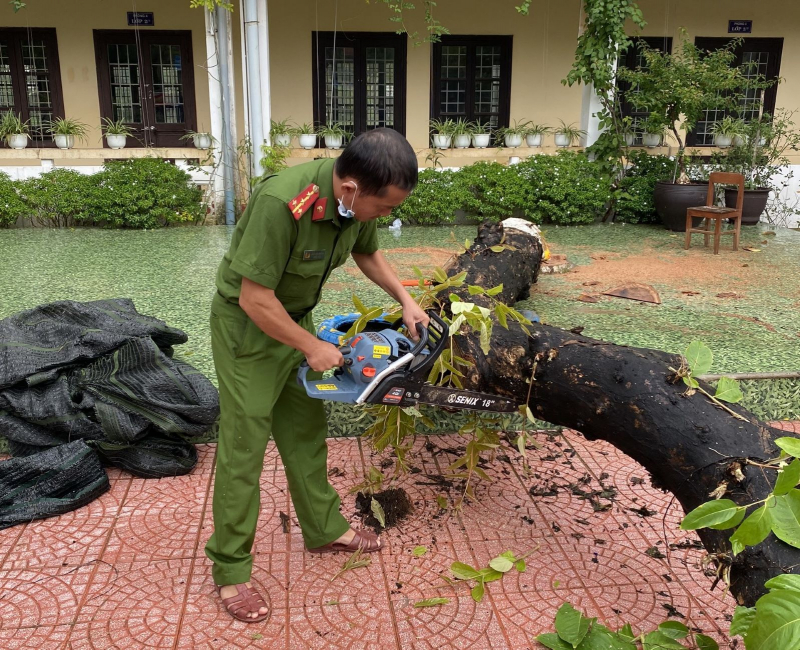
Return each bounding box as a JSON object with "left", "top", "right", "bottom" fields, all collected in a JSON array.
[
  {"left": 580, "top": 83, "right": 605, "bottom": 148},
  {"left": 256, "top": 0, "right": 271, "bottom": 147},
  {"left": 205, "top": 8, "right": 225, "bottom": 204}
]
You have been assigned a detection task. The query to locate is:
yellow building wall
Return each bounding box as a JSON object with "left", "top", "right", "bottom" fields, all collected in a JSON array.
[
  {"left": 267, "top": 0, "right": 586, "bottom": 152},
  {"left": 0, "top": 0, "right": 211, "bottom": 150}
]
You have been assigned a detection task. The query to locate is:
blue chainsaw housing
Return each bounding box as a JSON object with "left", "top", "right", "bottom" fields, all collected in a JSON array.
[{"left": 298, "top": 328, "right": 426, "bottom": 403}]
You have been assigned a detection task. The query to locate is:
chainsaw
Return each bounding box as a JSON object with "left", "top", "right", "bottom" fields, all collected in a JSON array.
[{"left": 298, "top": 310, "right": 518, "bottom": 413}]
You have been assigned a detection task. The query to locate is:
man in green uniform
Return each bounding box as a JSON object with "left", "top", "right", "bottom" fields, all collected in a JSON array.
[{"left": 206, "top": 128, "right": 428, "bottom": 622}]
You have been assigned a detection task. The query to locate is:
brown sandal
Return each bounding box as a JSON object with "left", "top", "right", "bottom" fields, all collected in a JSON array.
[
  {"left": 218, "top": 583, "right": 270, "bottom": 623},
  {"left": 307, "top": 528, "right": 383, "bottom": 554}
]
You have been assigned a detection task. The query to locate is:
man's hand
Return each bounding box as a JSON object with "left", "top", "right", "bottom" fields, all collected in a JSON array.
[
  {"left": 304, "top": 340, "right": 345, "bottom": 372},
  {"left": 402, "top": 301, "right": 430, "bottom": 341}
]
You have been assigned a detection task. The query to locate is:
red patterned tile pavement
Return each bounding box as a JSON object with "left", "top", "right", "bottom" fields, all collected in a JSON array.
[{"left": 0, "top": 425, "right": 796, "bottom": 648}]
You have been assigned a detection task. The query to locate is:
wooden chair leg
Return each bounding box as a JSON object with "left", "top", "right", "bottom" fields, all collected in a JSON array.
[
  {"left": 714, "top": 217, "right": 721, "bottom": 255},
  {"left": 685, "top": 213, "right": 692, "bottom": 249},
  {"left": 733, "top": 216, "right": 741, "bottom": 251},
  {"left": 704, "top": 218, "right": 711, "bottom": 248}
]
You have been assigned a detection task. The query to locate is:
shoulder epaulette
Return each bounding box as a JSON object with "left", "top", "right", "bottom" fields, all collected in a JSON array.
[{"left": 288, "top": 183, "right": 320, "bottom": 220}]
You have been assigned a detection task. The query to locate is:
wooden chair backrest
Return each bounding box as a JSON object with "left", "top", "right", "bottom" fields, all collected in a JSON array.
[{"left": 707, "top": 172, "right": 745, "bottom": 215}]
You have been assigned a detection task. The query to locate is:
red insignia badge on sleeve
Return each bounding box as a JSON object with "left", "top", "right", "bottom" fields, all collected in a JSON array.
[
  {"left": 311, "top": 197, "right": 327, "bottom": 221},
  {"left": 288, "top": 183, "right": 320, "bottom": 220}
]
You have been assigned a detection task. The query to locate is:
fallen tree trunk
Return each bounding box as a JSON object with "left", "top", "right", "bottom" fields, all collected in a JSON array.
[{"left": 446, "top": 218, "right": 795, "bottom": 608}]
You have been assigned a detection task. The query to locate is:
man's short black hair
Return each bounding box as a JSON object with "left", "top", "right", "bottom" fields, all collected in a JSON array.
[{"left": 334, "top": 128, "right": 418, "bottom": 196}]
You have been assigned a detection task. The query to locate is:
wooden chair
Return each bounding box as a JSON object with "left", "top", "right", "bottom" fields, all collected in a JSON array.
[{"left": 684, "top": 172, "right": 745, "bottom": 255}]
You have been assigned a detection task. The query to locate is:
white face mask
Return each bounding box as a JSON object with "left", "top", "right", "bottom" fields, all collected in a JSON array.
[{"left": 337, "top": 182, "right": 358, "bottom": 219}]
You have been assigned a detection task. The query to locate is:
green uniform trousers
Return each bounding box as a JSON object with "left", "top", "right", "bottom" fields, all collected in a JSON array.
[{"left": 205, "top": 294, "right": 350, "bottom": 585}]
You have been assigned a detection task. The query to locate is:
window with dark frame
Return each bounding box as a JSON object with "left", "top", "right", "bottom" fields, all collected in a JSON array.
[
  {"left": 688, "top": 37, "right": 783, "bottom": 147},
  {"left": 93, "top": 30, "right": 197, "bottom": 148},
  {"left": 430, "top": 35, "right": 512, "bottom": 129},
  {"left": 312, "top": 32, "right": 407, "bottom": 138},
  {"left": 618, "top": 36, "right": 673, "bottom": 145},
  {"left": 0, "top": 28, "right": 64, "bottom": 148}
]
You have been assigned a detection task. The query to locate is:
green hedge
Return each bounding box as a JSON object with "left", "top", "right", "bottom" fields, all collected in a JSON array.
[
  {"left": 0, "top": 158, "right": 205, "bottom": 229},
  {"left": 615, "top": 151, "right": 676, "bottom": 224},
  {"left": 386, "top": 151, "right": 613, "bottom": 227}
]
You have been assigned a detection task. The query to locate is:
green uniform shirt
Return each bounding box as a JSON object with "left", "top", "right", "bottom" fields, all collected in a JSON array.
[{"left": 216, "top": 158, "right": 379, "bottom": 318}]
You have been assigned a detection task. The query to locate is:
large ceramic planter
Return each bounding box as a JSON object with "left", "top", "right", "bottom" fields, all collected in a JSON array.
[
  {"left": 714, "top": 134, "right": 733, "bottom": 149},
  {"left": 274, "top": 133, "right": 291, "bottom": 147},
  {"left": 298, "top": 134, "right": 317, "bottom": 149},
  {"left": 7, "top": 134, "right": 28, "bottom": 149},
  {"left": 624, "top": 133, "right": 635, "bottom": 147},
  {"left": 653, "top": 181, "right": 709, "bottom": 231},
  {"left": 725, "top": 187, "right": 770, "bottom": 226},
  {"left": 106, "top": 134, "right": 127, "bottom": 149},
  {"left": 472, "top": 134, "right": 490, "bottom": 149},
  {"left": 554, "top": 134, "right": 571, "bottom": 147},
  {"left": 432, "top": 134, "right": 451, "bottom": 148},
  {"left": 324, "top": 135, "right": 343, "bottom": 149},
  {"left": 453, "top": 134, "right": 471, "bottom": 149},
  {"left": 642, "top": 133, "right": 661, "bottom": 148},
  {"left": 54, "top": 134, "right": 74, "bottom": 150},
  {"left": 526, "top": 134, "right": 543, "bottom": 147},
  {"left": 504, "top": 134, "right": 523, "bottom": 148}
]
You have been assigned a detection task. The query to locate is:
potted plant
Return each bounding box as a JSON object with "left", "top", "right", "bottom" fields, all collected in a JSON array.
[
  {"left": 525, "top": 123, "right": 550, "bottom": 147},
  {"left": 101, "top": 117, "right": 134, "bottom": 149},
  {"left": 179, "top": 130, "right": 214, "bottom": 150},
  {"left": 618, "top": 33, "right": 774, "bottom": 231},
  {"left": 553, "top": 120, "right": 586, "bottom": 147},
  {"left": 0, "top": 112, "right": 29, "bottom": 149},
  {"left": 429, "top": 118, "right": 455, "bottom": 148},
  {"left": 718, "top": 110, "right": 800, "bottom": 225},
  {"left": 452, "top": 119, "right": 473, "bottom": 149},
  {"left": 732, "top": 118, "right": 748, "bottom": 147},
  {"left": 295, "top": 123, "right": 317, "bottom": 149},
  {"left": 471, "top": 122, "right": 492, "bottom": 149},
  {"left": 497, "top": 120, "right": 529, "bottom": 148},
  {"left": 639, "top": 116, "right": 666, "bottom": 148},
  {"left": 711, "top": 116, "right": 742, "bottom": 149},
  {"left": 47, "top": 117, "right": 89, "bottom": 150},
  {"left": 620, "top": 116, "right": 636, "bottom": 147},
  {"left": 318, "top": 122, "right": 349, "bottom": 149},
  {"left": 270, "top": 119, "right": 294, "bottom": 147}
]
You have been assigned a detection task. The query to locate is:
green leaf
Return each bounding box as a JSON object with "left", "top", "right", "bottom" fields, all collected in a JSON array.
[
  {"left": 412, "top": 265, "right": 423, "bottom": 279},
  {"left": 745, "top": 588, "right": 800, "bottom": 650},
  {"left": 657, "top": 621, "right": 689, "bottom": 639},
  {"left": 554, "top": 602, "right": 591, "bottom": 648},
  {"left": 451, "top": 561, "right": 480, "bottom": 580},
  {"left": 730, "top": 606, "right": 757, "bottom": 637},
  {"left": 695, "top": 634, "right": 719, "bottom": 650},
  {"left": 764, "top": 574, "right": 800, "bottom": 594},
  {"left": 437, "top": 495, "right": 448, "bottom": 510},
  {"left": 709, "top": 506, "right": 746, "bottom": 530},
  {"left": 680, "top": 499, "right": 743, "bottom": 531},
  {"left": 489, "top": 245, "right": 505, "bottom": 253},
  {"left": 775, "top": 460, "right": 800, "bottom": 496},
  {"left": 776, "top": 437, "right": 800, "bottom": 458},
  {"left": 770, "top": 491, "right": 800, "bottom": 549},
  {"left": 685, "top": 341, "right": 713, "bottom": 376},
  {"left": 432, "top": 267, "right": 447, "bottom": 284},
  {"left": 352, "top": 294, "right": 368, "bottom": 315},
  {"left": 715, "top": 376, "right": 743, "bottom": 403},
  {"left": 730, "top": 503, "right": 773, "bottom": 555},
  {"left": 489, "top": 556, "right": 514, "bottom": 573},
  {"left": 412, "top": 546, "right": 428, "bottom": 557},
  {"left": 467, "top": 285, "right": 485, "bottom": 295},
  {"left": 414, "top": 597, "right": 449, "bottom": 608},
  {"left": 535, "top": 633, "right": 573, "bottom": 650},
  {"left": 370, "top": 498, "right": 386, "bottom": 528},
  {"left": 618, "top": 623, "right": 635, "bottom": 641},
  {"left": 642, "top": 630, "right": 686, "bottom": 650},
  {"left": 516, "top": 559, "right": 527, "bottom": 572},
  {"left": 479, "top": 321, "right": 491, "bottom": 356},
  {"left": 486, "top": 284, "right": 503, "bottom": 296},
  {"left": 684, "top": 376, "right": 700, "bottom": 389},
  {"left": 578, "top": 626, "right": 637, "bottom": 650},
  {"left": 478, "top": 568, "right": 504, "bottom": 583},
  {"left": 471, "top": 580, "right": 485, "bottom": 602}
]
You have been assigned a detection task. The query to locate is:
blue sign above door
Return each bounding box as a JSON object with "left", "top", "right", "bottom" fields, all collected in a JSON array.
[
  {"left": 728, "top": 20, "right": 752, "bottom": 34},
  {"left": 128, "top": 12, "right": 155, "bottom": 27}
]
